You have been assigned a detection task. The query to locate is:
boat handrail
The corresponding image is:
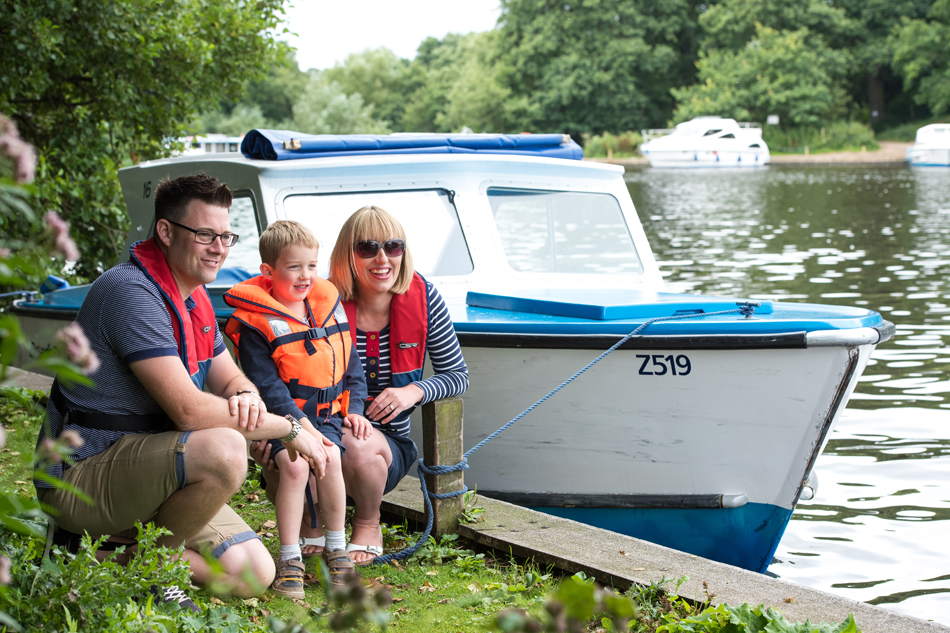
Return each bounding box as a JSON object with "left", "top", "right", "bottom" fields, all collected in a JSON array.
[
  {"left": 641, "top": 128, "right": 674, "bottom": 142},
  {"left": 737, "top": 122, "right": 762, "bottom": 129}
]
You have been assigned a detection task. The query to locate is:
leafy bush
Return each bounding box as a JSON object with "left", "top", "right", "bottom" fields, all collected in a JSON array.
[
  {"left": 584, "top": 131, "right": 644, "bottom": 158},
  {"left": 0, "top": 524, "right": 216, "bottom": 633},
  {"left": 762, "top": 121, "right": 878, "bottom": 153},
  {"left": 876, "top": 116, "right": 950, "bottom": 142}
]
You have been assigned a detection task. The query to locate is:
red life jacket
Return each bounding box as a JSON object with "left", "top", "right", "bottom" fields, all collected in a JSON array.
[
  {"left": 224, "top": 276, "right": 352, "bottom": 419},
  {"left": 130, "top": 238, "right": 218, "bottom": 389},
  {"left": 343, "top": 271, "right": 428, "bottom": 389}
]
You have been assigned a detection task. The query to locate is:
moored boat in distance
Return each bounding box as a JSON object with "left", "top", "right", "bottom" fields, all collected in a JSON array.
[
  {"left": 640, "top": 116, "right": 770, "bottom": 168},
  {"left": 906, "top": 123, "right": 950, "bottom": 167},
  {"left": 13, "top": 130, "right": 890, "bottom": 573}
]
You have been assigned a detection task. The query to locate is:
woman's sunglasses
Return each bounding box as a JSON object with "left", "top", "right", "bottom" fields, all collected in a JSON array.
[{"left": 353, "top": 239, "right": 405, "bottom": 259}]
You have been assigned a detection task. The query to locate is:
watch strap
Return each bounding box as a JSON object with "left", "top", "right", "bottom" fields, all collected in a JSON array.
[{"left": 282, "top": 415, "right": 302, "bottom": 443}]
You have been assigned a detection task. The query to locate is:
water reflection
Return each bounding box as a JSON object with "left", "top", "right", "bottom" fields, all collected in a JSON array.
[{"left": 626, "top": 165, "right": 950, "bottom": 625}]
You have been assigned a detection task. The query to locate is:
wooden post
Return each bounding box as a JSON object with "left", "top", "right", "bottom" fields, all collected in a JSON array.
[{"left": 421, "top": 396, "right": 465, "bottom": 536}]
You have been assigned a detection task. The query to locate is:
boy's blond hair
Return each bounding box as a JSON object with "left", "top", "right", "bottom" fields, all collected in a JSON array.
[
  {"left": 259, "top": 220, "right": 320, "bottom": 266},
  {"left": 328, "top": 206, "right": 414, "bottom": 301}
]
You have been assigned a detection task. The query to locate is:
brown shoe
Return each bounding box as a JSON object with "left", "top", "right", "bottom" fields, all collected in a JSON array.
[
  {"left": 323, "top": 548, "right": 356, "bottom": 589},
  {"left": 271, "top": 558, "right": 305, "bottom": 600}
]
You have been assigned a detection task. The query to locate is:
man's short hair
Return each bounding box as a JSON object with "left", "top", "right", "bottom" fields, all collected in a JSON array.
[
  {"left": 154, "top": 173, "right": 233, "bottom": 224},
  {"left": 259, "top": 220, "right": 320, "bottom": 266}
]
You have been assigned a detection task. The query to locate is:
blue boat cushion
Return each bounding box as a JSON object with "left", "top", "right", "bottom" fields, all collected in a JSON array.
[
  {"left": 240, "top": 130, "right": 584, "bottom": 161},
  {"left": 465, "top": 289, "right": 774, "bottom": 321}
]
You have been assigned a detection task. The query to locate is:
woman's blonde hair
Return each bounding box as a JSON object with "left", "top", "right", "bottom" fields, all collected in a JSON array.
[{"left": 329, "top": 205, "right": 414, "bottom": 301}]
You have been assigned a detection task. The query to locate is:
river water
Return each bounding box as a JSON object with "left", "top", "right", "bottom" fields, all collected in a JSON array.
[{"left": 625, "top": 165, "right": 950, "bottom": 625}]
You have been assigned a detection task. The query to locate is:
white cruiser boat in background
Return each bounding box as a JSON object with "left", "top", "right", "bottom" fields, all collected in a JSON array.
[
  {"left": 13, "top": 131, "right": 890, "bottom": 573},
  {"left": 640, "top": 116, "right": 770, "bottom": 168},
  {"left": 906, "top": 123, "right": 950, "bottom": 167}
]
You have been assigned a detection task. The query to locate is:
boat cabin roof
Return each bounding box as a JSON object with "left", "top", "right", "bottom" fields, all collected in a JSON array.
[
  {"left": 117, "top": 145, "right": 657, "bottom": 301},
  {"left": 916, "top": 124, "right": 950, "bottom": 142}
]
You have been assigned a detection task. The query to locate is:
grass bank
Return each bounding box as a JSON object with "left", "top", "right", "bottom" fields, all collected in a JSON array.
[{"left": 0, "top": 388, "right": 863, "bottom": 632}]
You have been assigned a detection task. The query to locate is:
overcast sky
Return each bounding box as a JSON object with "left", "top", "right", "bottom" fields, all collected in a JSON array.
[{"left": 278, "top": 0, "right": 503, "bottom": 71}]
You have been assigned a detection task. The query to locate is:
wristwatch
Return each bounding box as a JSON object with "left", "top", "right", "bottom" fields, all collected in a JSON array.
[{"left": 282, "top": 415, "right": 302, "bottom": 443}]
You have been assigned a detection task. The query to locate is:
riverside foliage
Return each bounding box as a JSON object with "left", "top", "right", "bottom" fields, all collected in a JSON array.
[{"left": 0, "top": 0, "right": 288, "bottom": 280}]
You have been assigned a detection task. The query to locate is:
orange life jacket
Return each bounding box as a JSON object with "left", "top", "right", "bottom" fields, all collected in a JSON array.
[{"left": 224, "top": 276, "right": 351, "bottom": 419}]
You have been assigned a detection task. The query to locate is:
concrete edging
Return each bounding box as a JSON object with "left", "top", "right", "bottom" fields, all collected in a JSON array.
[{"left": 382, "top": 486, "right": 948, "bottom": 633}]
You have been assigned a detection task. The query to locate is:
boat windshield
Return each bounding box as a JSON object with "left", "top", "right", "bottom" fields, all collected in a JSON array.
[
  {"left": 488, "top": 188, "right": 642, "bottom": 275},
  {"left": 277, "top": 189, "right": 473, "bottom": 279},
  {"left": 223, "top": 197, "right": 262, "bottom": 273}
]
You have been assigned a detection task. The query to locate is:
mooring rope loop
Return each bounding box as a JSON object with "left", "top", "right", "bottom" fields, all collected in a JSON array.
[{"left": 373, "top": 302, "right": 759, "bottom": 564}]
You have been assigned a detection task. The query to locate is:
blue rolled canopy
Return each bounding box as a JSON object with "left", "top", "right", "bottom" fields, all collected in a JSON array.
[{"left": 240, "top": 129, "right": 583, "bottom": 161}]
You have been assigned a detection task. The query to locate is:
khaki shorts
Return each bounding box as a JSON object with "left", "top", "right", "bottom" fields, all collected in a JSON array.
[{"left": 38, "top": 430, "right": 258, "bottom": 558}]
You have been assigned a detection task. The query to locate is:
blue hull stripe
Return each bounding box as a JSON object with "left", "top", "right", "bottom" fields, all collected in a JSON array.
[{"left": 530, "top": 502, "right": 792, "bottom": 573}]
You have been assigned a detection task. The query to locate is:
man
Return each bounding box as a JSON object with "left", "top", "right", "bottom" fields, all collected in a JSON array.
[{"left": 35, "top": 174, "right": 334, "bottom": 599}]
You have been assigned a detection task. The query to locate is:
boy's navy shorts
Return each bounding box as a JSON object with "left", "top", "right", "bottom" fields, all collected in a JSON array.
[{"left": 267, "top": 414, "right": 346, "bottom": 458}]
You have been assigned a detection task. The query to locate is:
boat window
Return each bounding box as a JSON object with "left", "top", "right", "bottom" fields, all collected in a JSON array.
[
  {"left": 719, "top": 133, "right": 736, "bottom": 139},
  {"left": 219, "top": 196, "right": 262, "bottom": 276},
  {"left": 749, "top": 143, "right": 761, "bottom": 148},
  {"left": 703, "top": 129, "right": 722, "bottom": 136},
  {"left": 488, "top": 188, "right": 642, "bottom": 275},
  {"left": 282, "top": 189, "right": 473, "bottom": 279}
]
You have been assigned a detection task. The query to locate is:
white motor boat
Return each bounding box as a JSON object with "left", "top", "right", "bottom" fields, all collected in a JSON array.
[
  {"left": 13, "top": 131, "right": 890, "bottom": 573},
  {"left": 906, "top": 123, "right": 950, "bottom": 167},
  {"left": 640, "top": 116, "right": 770, "bottom": 168}
]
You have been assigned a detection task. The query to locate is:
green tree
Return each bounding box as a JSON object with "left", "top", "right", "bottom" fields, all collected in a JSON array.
[
  {"left": 242, "top": 44, "right": 309, "bottom": 125},
  {"left": 671, "top": 25, "right": 852, "bottom": 127},
  {"left": 697, "top": 0, "right": 935, "bottom": 127},
  {"left": 890, "top": 0, "right": 950, "bottom": 116},
  {"left": 698, "top": 0, "right": 855, "bottom": 52},
  {"left": 496, "top": 0, "right": 703, "bottom": 137},
  {"left": 198, "top": 104, "right": 270, "bottom": 138},
  {"left": 0, "top": 0, "right": 286, "bottom": 279},
  {"left": 324, "top": 48, "right": 414, "bottom": 131},
  {"left": 291, "top": 72, "right": 391, "bottom": 135},
  {"left": 401, "top": 34, "right": 491, "bottom": 133},
  {"left": 833, "top": 0, "right": 932, "bottom": 126}
]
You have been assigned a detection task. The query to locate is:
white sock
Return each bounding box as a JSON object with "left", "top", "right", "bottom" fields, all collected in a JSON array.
[
  {"left": 279, "top": 544, "right": 302, "bottom": 561},
  {"left": 325, "top": 529, "right": 346, "bottom": 552}
]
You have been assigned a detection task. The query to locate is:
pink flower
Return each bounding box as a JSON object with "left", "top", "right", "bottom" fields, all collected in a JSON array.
[
  {"left": 59, "top": 429, "right": 85, "bottom": 449},
  {"left": 38, "top": 437, "right": 61, "bottom": 464},
  {"left": 44, "top": 211, "right": 80, "bottom": 262},
  {"left": 0, "top": 114, "right": 36, "bottom": 184},
  {"left": 0, "top": 248, "right": 10, "bottom": 258},
  {"left": 56, "top": 322, "right": 100, "bottom": 374},
  {"left": 0, "top": 555, "right": 10, "bottom": 585}
]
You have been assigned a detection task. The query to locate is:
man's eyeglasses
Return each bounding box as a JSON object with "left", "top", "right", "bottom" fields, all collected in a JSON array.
[
  {"left": 168, "top": 220, "right": 239, "bottom": 247},
  {"left": 353, "top": 239, "right": 405, "bottom": 259}
]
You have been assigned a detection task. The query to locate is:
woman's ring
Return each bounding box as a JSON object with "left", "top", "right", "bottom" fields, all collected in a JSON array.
[{"left": 389, "top": 404, "right": 395, "bottom": 412}]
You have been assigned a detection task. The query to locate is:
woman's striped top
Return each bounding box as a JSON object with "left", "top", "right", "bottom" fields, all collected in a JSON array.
[{"left": 354, "top": 282, "right": 468, "bottom": 436}]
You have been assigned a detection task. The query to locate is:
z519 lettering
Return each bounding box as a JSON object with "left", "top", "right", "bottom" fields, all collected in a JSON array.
[{"left": 636, "top": 354, "right": 691, "bottom": 376}]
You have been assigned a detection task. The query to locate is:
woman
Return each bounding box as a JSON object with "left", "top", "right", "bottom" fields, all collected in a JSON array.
[{"left": 329, "top": 205, "right": 469, "bottom": 564}]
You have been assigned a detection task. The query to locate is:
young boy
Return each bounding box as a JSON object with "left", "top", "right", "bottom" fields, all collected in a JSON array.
[{"left": 223, "top": 220, "right": 372, "bottom": 598}]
